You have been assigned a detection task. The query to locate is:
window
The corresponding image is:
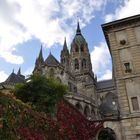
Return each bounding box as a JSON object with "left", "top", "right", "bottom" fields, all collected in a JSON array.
[
  {"left": 75, "top": 45, "right": 79, "bottom": 52},
  {"left": 134, "top": 26, "right": 140, "bottom": 43},
  {"left": 115, "top": 30, "right": 127, "bottom": 45},
  {"left": 75, "top": 103, "right": 83, "bottom": 112},
  {"left": 81, "top": 45, "right": 84, "bottom": 52},
  {"left": 82, "top": 59, "right": 86, "bottom": 69},
  {"left": 74, "top": 59, "right": 79, "bottom": 70},
  {"left": 84, "top": 106, "right": 90, "bottom": 117},
  {"left": 131, "top": 97, "right": 139, "bottom": 111},
  {"left": 124, "top": 62, "right": 131, "bottom": 73}
]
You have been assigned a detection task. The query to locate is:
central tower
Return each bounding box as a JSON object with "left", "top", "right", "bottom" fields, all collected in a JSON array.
[{"left": 70, "top": 22, "right": 94, "bottom": 83}]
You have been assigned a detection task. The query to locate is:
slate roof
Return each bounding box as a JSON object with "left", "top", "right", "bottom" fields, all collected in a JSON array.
[
  {"left": 5, "top": 72, "right": 25, "bottom": 84},
  {"left": 45, "top": 53, "right": 61, "bottom": 67},
  {"left": 0, "top": 72, "right": 25, "bottom": 89},
  {"left": 97, "top": 79, "right": 115, "bottom": 90},
  {"left": 71, "top": 22, "right": 87, "bottom": 46}
]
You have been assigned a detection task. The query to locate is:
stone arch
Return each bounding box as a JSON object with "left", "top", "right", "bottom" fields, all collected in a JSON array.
[
  {"left": 75, "top": 45, "right": 79, "bottom": 52},
  {"left": 97, "top": 127, "right": 116, "bottom": 140},
  {"left": 91, "top": 107, "right": 96, "bottom": 119},
  {"left": 84, "top": 105, "right": 90, "bottom": 118},
  {"left": 75, "top": 102, "right": 83, "bottom": 113},
  {"left": 82, "top": 58, "right": 86, "bottom": 69},
  {"left": 80, "top": 44, "right": 84, "bottom": 52},
  {"left": 74, "top": 59, "right": 79, "bottom": 70}
]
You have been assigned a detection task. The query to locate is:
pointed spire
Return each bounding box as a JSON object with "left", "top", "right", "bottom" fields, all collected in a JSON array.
[
  {"left": 38, "top": 45, "right": 43, "bottom": 59},
  {"left": 63, "top": 37, "right": 68, "bottom": 50},
  {"left": 12, "top": 69, "right": 14, "bottom": 73},
  {"left": 76, "top": 21, "right": 81, "bottom": 35},
  {"left": 17, "top": 67, "right": 21, "bottom": 75}
]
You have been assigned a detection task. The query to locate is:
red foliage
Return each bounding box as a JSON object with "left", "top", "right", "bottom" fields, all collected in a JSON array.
[{"left": 57, "top": 99, "right": 103, "bottom": 140}]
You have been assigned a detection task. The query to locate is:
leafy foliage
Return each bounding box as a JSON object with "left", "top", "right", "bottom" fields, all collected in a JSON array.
[
  {"left": 13, "top": 75, "right": 67, "bottom": 114},
  {"left": 0, "top": 92, "right": 68, "bottom": 140}
]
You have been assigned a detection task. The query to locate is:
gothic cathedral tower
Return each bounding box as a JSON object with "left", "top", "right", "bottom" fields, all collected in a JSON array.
[
  {"left": 61, "top": 38, "right": 70, "bottom": 71},
  {"left": 70, "top": 22, "right": 94, "bottom": 84}
]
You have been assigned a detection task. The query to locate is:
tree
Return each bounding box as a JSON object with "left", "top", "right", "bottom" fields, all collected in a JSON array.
[{"left": 13, "top": 74, "right": 67, "bottom": 114}]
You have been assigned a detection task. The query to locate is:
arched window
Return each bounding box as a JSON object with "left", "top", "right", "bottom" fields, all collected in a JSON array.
[
  {"left": 84, "top": 105, "right": 90, "bottom": 117},
  {"left": 91, "top": 108, "right": 96, "bottom": 119},
  {"left": 74, "top": 59, "right": 79, "bottom": 70},
  {"left": 75, "top": 102, "right": 83, "bottom": 112},
  {"left": 82, "top": 59, "right": 86, "bottom": 69},
  {"left": 98, "top": 128, "right": 116, "bottom": 140},
  {"left": 75, "top": 45, "right": 79, "bottom": 52},
  {"left": 81, "top": 45, "right": 84, "bottom": 52}
]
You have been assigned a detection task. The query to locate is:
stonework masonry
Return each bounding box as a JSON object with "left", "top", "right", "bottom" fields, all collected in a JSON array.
[{"left": 1, "top": 15, "right": 140, "bottom": 140}]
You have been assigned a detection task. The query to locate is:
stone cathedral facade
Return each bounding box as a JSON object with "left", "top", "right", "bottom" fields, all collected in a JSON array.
[{"left": 1, "top": 15, "right": 140, "bottom": 139}]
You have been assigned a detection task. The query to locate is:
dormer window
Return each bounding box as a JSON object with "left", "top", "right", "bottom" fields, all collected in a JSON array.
[{"left": 124, "top": 62, "right": 131, "bottom": 73}]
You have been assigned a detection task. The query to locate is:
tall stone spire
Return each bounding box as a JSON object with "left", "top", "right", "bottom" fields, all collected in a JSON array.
[
  {"left": 38, "top": 45, "right": 43, "bottom": 61},
  {"left": 17, "top": 67, "right": 21, "bottom": 75},
  {"left": 62, "top": 37, "right": 69, "bottom": 53},
  {"left": 61, "top": 38, "right": 70, "bottom": 70},
  {"left": 76, "top": 21, "right": 81, "bottom": 35},
  {"left": 33, "top": 45, "right": 44, "bottom": 74}
]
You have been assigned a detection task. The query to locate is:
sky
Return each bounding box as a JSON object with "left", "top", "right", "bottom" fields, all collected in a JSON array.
[{"left": 0, "top": 0, "right": 140, "bottom": 82}]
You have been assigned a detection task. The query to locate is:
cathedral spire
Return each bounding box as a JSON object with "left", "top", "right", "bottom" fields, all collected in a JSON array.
[
  {"left": 38, "top": 45, "right": 43, "bottom": 59},
  {"left": 17, "top": 67, "right": 21, "bottom": 75},
  {"left": 76, "top": 21, "right": 81, "bottom": 35},
  {"left": 63, "top": 37, "right": 68, "bottom": 51}
]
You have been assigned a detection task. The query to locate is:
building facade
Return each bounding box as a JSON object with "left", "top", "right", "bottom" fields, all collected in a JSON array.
[{"left": 1, "top": 15, "right": 140, "bottom": 139}]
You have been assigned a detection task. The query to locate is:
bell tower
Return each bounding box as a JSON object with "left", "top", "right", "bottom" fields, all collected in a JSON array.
[{"left": 70, "top": 22, "right": 94, "bottom": 82}]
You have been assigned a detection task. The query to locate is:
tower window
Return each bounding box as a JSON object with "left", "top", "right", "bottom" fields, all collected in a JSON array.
[
  {"left": 75, "top": 45, "right": 79, "bottom": 52},
  {"left": 82, "top": 59, "right": 86, "bottom": 69},
  {"left": 81, "top": 45, "right": 84, "bottom": 52},
  {"left": 131, "top": 97, "right": 139, "bottom": 111},
  {"left": 74, "top": 59, "right": 79, "bottom": 70},
  {"left": 124, "top": 62, "right": 131, "bottom": 73}
]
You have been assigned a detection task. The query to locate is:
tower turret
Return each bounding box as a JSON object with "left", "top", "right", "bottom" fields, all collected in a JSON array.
[
  {"left": 33, "top": 45, "right": 44, "bottom": 74},
  {"left": 70, "top": 22, "right": 93, "bottom": 76},
  {"left": 61, "top": 38, "right": 70, "bottom": 71}
]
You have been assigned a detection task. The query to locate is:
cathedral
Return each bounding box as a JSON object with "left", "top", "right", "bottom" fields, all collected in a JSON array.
[{"left": 1, "top": 14, "right": 140, "bottom": 140}]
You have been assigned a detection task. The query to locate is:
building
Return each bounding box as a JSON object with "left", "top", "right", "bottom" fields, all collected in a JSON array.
[
  {"left": 0, "top": 68, "right": 25, "bottom": 93},
  {"left": 1, "top": 14, "right": 140, "bottom": 139}
]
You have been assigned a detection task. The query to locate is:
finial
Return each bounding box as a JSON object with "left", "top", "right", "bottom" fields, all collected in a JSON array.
[
  {"left": 39, "top": 44, "right": 43, "bottom": 58},
  {"left": 76, "top": 20, "right": 81, "bottom": 35},
  {"left": 64, "top": 37, "right": 67, "bottom": 48},
  {"left": 12, "top": 69, "right": 14, "bottom": 73}
]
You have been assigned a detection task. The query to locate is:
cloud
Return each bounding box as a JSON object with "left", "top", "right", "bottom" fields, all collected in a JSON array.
[
  {"left": 98, "top": 69, "right": 112, "bottom": 81},
  {"left": 91, "top": 42, "right": 112, "bottom": 81},
  {"left": 0, "top": 71, "right": 8, "bottom": 82},
  {"left": 105, "top": 0, "right": 140, "bottom": 22},
  {"left": 0, "top": 0, "right": 105, "bottom": 64},
  {"left": 23, "top": 66, "right": 34, "bottom": 78}
]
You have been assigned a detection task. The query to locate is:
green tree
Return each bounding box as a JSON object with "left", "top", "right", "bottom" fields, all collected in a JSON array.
[{"left": 13, "top": 74, "right": 67, "bottom": 115}]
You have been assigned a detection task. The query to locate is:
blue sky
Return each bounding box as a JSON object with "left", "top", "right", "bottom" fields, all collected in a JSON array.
[{"left": 0, "top": 0, "right": 140, "bottom": 82}]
